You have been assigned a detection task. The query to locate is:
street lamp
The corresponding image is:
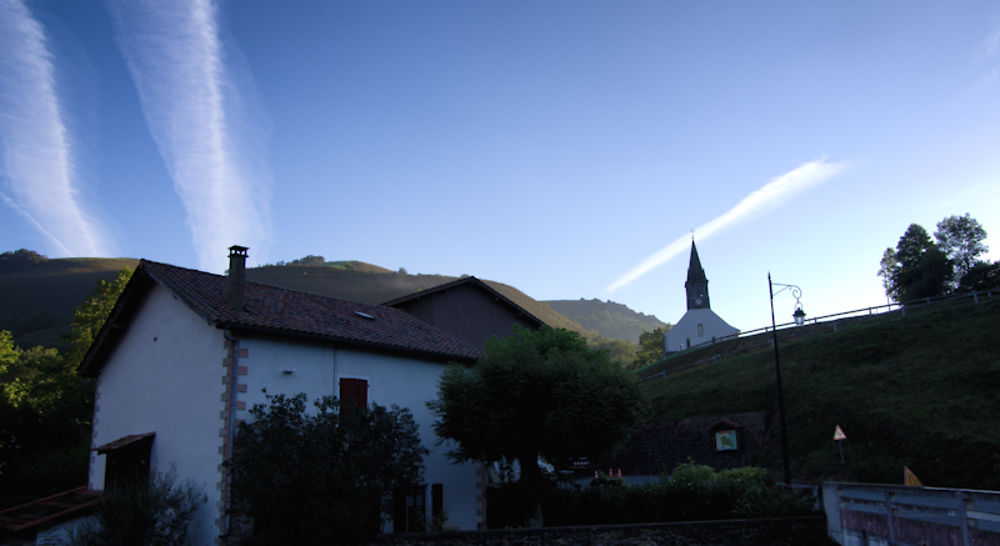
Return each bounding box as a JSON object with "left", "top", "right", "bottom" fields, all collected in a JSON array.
[{"left": 767, "top": 273, "right": 805, "bottom": 486}]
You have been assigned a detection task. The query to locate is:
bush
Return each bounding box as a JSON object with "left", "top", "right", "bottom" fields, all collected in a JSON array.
[
  {"left": 492, "top": 463, "right": 814, "bottom": 528},
  {"left": 67, "top": 471, "right": 202, "bottom": 545},
  {"left": 229, "top": 393, "right": 427, "bottom": 545}
]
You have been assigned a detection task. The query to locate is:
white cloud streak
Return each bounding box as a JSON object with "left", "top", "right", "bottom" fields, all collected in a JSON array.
[
  {"left": 605, "top": 159, "right": 845, "bottom": 294},
  {"left": 0, "top": 0, "right": 111, "bottom": 257},
  {"left": 107, "top": 0, "right": 272, "bottom": 272}
]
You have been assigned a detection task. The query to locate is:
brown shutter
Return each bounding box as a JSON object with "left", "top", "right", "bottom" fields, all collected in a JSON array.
[{"left": 339, "top": 378, "right": 368, "bottom": 410}]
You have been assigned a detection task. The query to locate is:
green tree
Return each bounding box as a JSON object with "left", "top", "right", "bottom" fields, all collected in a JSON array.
[
  {"left": 428, "top": 326, "right": 644, "bottom": 526},
  {"left": 588, "top": 337, "right": 637, "bottom": 368},
  {"left": 287, "top": 254, "right": 326, "bottom": 266},
  {"left": 65, "top": 268, "right": 134, "bottom": 369},
  {"left": 958, "top": 260, "right": 1000, "bottom": 292},
  {"left": 0, "top": 269, "right": 132, "bottom": 506},
  {"left": 882, "top": 224, "right": 953, "bottom": 302},
  {"left": 934, "top": 213, "right": 988, "bottom": 283},
  {"left": 0, "top": 335, "right": 92, "bottom": 505},
  {"left": 633, "top": 326, "right": 671, "bottom": 370},
  {"left": 0, "top": 248, "right": 47, "bottom": 273},
  {"left": 229, "top": 393, "right": 427, "bottom": 544}
]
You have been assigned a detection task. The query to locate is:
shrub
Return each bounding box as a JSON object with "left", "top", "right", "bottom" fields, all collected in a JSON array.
[
  {"left": 67, "top": 471, "right": 202, "bottom": 545},
  {"left": 494, "top": 463, "right": 814, "bottom": 528},
  {"left": 229, "top": 393, "right": 427, "bottom": 545}
]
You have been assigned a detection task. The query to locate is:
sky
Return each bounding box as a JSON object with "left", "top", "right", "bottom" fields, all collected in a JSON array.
[{"left": 1, "top": 1, "right": 999, "bottom": 336}]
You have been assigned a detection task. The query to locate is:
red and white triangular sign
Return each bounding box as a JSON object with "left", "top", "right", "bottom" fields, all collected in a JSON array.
[{"left": 833, "top": 425, "right": 847, "bottom": 441}]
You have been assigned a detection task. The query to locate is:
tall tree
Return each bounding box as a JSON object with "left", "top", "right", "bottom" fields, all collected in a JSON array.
[
  {"left": 633, "top": 326, "right": 671, "bottom": 370},
  {"left": 428, "top": 326, "right": 643, "bottom": 526},
  {"left": 883, "top": 224, "right": 953, "bottom": 302},
  {"left": 934, "top": 213, "right": 988, "bottom": 283},
  {"left": 65, "top": 268, "right": 134, "bottom": 369}
]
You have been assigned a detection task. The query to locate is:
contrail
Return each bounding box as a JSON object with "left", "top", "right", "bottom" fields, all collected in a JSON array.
[
  {"left": 107, "top": 0, "right": 272, "bottom": 272},
  {"left": 0, "top": 0, "right": 111, "bottom": 257},
  {"left": 605, "top": 159, "right": 845, "bottom": 294}
]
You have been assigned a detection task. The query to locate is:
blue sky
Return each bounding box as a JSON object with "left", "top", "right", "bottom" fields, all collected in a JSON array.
[{"left": 2, "top": 1, "right": 999, "bottom": 335}]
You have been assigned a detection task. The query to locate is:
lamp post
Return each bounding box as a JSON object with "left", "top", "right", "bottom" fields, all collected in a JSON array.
[{"left": 768, "top": 273, "right": 805, "bottom": 486}]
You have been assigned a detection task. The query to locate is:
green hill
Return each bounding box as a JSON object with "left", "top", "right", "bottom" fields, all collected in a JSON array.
[
  {"left": 641, "top": 295, "right": 1000, "bottom": 490},
  {"left": 0, "top": 250, "right": 138, "bottom": 348},
  {"left": 0, "top": 250, "right": 612, "bottom": 348},
  {"left": 545, "top": 298, "right": 669, "bottom": 342}
]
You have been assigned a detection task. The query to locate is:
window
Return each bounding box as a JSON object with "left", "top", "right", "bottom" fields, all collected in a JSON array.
[
  {"left": 393, "top": 485, "right": 426, "bottom": 532},
  {"left": 697, "top": 323, "right": 704, "bottom": 337},
  {"left": 339, "top": 378, "right": 368, "bottom": 410}
]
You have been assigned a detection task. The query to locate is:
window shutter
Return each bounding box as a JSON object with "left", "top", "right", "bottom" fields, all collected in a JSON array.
[{"left": 339, "top": 378, "right": 368, "bottom": 410}]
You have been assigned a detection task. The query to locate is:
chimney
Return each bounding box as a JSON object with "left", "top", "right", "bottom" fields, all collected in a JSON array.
[{"left": 228, "top": 245, "right": 248, "bottom": 310}]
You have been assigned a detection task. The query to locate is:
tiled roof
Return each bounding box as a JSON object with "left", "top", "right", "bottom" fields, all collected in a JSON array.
[
  {"left": 0, "top": 487, "right": 100, "bottom": 535},
  {"left": 141, "top": 260, "right": 483, "bottom": 362},
  {"left": 94, "top": 432, "right": 155, "bottom": 453}
]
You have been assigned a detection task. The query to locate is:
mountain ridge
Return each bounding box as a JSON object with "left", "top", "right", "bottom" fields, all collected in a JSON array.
[{"left": 0, "top": 252, "right": 659, "bottom": 349}]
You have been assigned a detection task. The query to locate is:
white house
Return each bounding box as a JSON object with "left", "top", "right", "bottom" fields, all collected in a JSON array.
[
  {"left": 664, "top": 241, "right": 739, "bottom": 353},
  {"left": 78, "top": 246, "right": 485, "bottom": 544}
]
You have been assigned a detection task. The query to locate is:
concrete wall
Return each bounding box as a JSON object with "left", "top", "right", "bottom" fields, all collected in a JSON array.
[{"left": 90, "top": 284, "right": 227, "bottom": 545}]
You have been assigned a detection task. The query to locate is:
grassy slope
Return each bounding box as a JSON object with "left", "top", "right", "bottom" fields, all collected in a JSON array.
[
  {"left": 0, "top": 257, "right": 139, "bottom": 348},
  {"left": 642, "top": 297, "right": 1000, "bottom": 490},
  {"left": 545, "top": 299, "right": 669, "bottom": 343}
]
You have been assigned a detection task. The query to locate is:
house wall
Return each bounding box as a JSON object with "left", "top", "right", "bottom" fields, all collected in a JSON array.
[
  {"left": 393, "top": 283, "right": 538, "bottom": 350},
  {"left": 234, "top": 337, "right": 484, "bottom": 531},
  {"left": 89, "top": 284, "right": 227, "bottom": 545}
]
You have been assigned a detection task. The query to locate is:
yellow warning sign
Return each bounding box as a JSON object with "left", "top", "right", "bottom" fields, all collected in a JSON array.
[
  {"left": 904, "top": 466, "right": 923, "bottom": 486},
  {"left": 833, "top": 425, "right": 847, "bottom": 441}
]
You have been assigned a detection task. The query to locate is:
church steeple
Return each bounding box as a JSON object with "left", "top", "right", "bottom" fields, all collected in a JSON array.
[{"left": 685, "top": 241, "right": 710, "bottom": 310}]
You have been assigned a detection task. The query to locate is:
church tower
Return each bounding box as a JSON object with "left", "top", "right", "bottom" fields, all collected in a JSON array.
[
  {"left": 664, "top": 240, "right": 739, "bottom": 353},
  {"left": 685, "top": 241, "right": 710, "bottom": 310}
]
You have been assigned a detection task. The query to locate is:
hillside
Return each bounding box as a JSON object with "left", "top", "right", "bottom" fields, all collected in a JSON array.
[
  {"left": 0, "top": 251, "right": 622, "bottom": 348},
  {"left": 641, "top": 295, "right": 1000, "bottom": 490},
  {"left": 0, "top": 251, "right": 138, "bottom": 348},
  {"left": 545, "top": 298, "right": 669, "bottom": 342}
]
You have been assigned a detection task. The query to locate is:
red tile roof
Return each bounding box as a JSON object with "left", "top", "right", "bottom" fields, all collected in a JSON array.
[
  {"left": 0, "top": 487, "right": 100, "bottom": 535},
  {"left": 80, "top": 260, "right": 482, "bottom": 377}
]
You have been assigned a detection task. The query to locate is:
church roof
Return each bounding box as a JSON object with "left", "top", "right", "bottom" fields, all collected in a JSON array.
[{"left": 687, "top": 241, "right": 707, "bottom": 283}]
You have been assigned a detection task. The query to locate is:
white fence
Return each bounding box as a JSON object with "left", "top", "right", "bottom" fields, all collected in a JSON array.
[{"left": 823, "top": 482, "right": 1000, "bottom": 545}]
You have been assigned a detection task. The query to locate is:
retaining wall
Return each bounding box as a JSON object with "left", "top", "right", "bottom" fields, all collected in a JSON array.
[{"left": 370, "top": 516, "right": 830, "bottom": 545}]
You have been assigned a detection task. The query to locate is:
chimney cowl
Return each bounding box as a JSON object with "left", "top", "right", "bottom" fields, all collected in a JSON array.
[{"left": 228, "top": 245, "right": 248, "bottom": 310}]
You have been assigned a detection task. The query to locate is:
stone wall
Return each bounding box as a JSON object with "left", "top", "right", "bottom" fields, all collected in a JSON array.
[
  {"left": 604, "top": 411, "right": 768, "bottom": 475},
  {"left": 369, "top": 516, "right": 830, "bottom": 546}
]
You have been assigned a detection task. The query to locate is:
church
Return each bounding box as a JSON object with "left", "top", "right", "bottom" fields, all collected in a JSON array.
[{"left": 663, "top": 241, "right": 739, "bottom": 353}]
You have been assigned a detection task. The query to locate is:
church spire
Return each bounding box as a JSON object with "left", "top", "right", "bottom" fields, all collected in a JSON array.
[{"left": 685, "top": 241, "right": 710, "bottom": 310}]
